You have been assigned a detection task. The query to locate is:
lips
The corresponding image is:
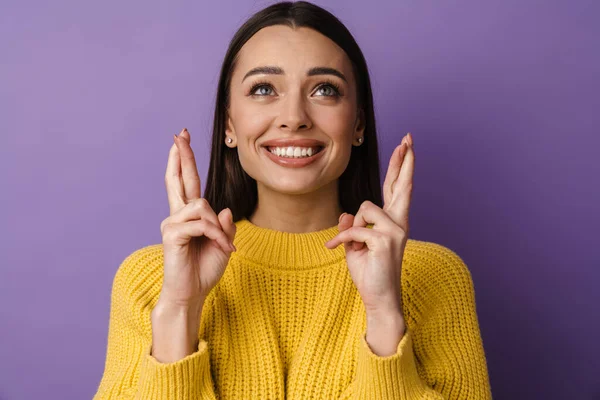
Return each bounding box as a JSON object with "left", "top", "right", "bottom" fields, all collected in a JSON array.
[
  {"left": 261, "top": 138, "right": 325, "bottom": 148},
  {"left": 265, "top": 146, "right": 323, "bottom": 155},
  {"left": 261, "top": 144, "right": 326, "bottom": 168}
]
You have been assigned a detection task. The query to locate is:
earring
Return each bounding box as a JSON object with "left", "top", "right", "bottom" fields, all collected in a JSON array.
[
  {"left": 226, "top": 137, "right": 233, "bottom": 144},
  {"left": 357, "top": 137, "right": 363, "bottom": 144}
]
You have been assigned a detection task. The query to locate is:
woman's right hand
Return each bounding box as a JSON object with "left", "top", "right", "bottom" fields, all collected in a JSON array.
[
  {"left": 151, "top": 128, "right": 236, "bottom": 362},
  {"left": 158, "top": 127, "right": 236, "bottom": 310}
]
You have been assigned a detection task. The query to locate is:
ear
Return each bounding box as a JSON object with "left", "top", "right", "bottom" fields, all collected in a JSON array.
[
  {"left": 225, "top": 113, "right": 235, "bottom": 137},
  {"left": 354, "top": 108, "right": 366, "bottom": 137},
  {"left": 224, "top": 113, "right": 238, "bottom": 147}
]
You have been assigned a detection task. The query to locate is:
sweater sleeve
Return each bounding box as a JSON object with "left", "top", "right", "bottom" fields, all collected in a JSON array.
[
  {"left": 352, "top": 244, "right": 492, "bottom": 399},
  {"left": 93, "top": 245, "right": 218, "bottom": 400}
]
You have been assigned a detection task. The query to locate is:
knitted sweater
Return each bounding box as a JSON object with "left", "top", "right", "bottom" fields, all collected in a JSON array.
[{"left": 94, "top": 217, "right": 492, "bottom": 399}]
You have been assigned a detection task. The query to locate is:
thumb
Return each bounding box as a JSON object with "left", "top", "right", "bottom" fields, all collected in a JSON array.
[
  {"left": 339, "top": 213, "right": 358, "bottom": 251},
  {"left": 338, "top": 212, "right": 354, "bottom": 231},
  {"left": 218, "top": 208, "right": 236, "bottom": 243}
]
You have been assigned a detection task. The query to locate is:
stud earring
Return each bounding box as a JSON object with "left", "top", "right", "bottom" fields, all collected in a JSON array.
[
  {"left": 357, "top": 137, "right": 363, "bottom": 144},
  {"left": 226, "top": 137, "right": 233, "bottom": 144}
]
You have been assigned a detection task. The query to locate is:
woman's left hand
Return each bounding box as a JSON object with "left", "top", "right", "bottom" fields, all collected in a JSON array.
[{"left": 325, "top": 133, "right": 415, "bottom": 318}]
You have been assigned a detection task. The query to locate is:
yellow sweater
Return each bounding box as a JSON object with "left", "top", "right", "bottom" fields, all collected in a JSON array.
[{"left": 94, "top": 217, "right": 492, "bottom": 399}]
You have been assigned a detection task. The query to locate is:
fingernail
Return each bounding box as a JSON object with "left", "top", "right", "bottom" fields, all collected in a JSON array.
[
  {"left": 181, "top": 129, "right": 190, "bottom": 143},
  {"left": 173, "top": 134, "right": 178, "bottom": 142},
  {"left": 229, "top": 242, "right": 237, "bottom": 252},
  {"left": 407, "top": 132, "right": 413, "bottom": 147},
  {"left": 338, "top": 213, "right": 347, "bottom": 223}
]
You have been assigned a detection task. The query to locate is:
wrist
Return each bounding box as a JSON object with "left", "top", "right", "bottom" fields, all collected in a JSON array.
[
  {"left": 365, "top": 303, "right": 404, "bottom": 323},
  {"left": 153, "top": 294, "right": 204, "bottom": 315},
  {"left": 155, "top": 290, "right": 206, "bottom": 311},
  {"left": 364, "top": 309, "right": 406, "bottom": 357},
  {"left": 151, "top": 300, "right": 202, "bottom": 326},
  {"left": 150, "top": 300, "right": 204, "bottom": 363},
  {"left": 366, "top": 309, "right": 405, "bottom": 334}
]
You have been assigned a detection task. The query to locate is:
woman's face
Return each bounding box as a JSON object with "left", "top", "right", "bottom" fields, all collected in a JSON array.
[{"left": 225, "top": 25, "right": 364, "bottom": 195}]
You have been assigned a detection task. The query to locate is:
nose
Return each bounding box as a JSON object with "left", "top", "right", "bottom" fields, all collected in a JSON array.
[{"left": 275, "top": 90, "right": 312, "bottom": 132}]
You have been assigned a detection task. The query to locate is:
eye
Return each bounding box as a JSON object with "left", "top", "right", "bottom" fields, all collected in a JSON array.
[
  {"left": 247, "top": 79, "right": 343, "bottom": 98},
  {"left": 248, "top": 80, "right": 275, "bottom": 97},
  {"left": 314, "top": 81, "right": 342, "bottom": 97}
]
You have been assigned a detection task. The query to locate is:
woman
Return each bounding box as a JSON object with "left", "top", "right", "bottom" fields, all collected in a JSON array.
[{"left": 94, "top": 1, "right": 492, "bottom": 399}]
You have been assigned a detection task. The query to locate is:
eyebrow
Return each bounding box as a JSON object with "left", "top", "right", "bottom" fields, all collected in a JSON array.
[{"left": 241, "top": 66, "right": 348, "bottom": 83}]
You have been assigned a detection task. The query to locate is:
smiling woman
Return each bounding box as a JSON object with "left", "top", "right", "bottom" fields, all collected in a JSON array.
[{"left": 93, "top": 1, "right": 493, "bottom": 399}]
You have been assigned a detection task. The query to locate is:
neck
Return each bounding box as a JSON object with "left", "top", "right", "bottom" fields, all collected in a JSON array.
[
  {"left": 232, "top": 217, "right": 345, "bottom": 271},
  {"left": 250, "top": 179, "right": 343, "bottom": 233}
]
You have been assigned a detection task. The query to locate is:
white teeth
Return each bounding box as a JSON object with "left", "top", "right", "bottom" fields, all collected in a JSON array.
[{"left": 268, "top": 146, "right": 321, "bottom": 158}]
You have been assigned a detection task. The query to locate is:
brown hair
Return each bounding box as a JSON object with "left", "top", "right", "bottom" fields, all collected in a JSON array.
[{"left": 204, "top": 1, "right": 382, "bottom": 221}]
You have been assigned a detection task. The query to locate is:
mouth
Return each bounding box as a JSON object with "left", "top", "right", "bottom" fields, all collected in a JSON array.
[
  {"left": 261, "top": 145, "right": 326, "bottom": 168},
  {"left": 263, "top": 145, "right": 325, "bottom": 158}
]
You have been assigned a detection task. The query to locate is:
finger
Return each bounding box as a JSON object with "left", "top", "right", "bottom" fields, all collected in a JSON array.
[
  {"left": 350, "top": 207, "right": 367, "bottom": 251},
  {"left": 218, "top": 207, "right": 237, "bottom": 250},
  {"left": 352, "top": 201, "right": 395, "bottom": 251},
  {"left": 382, "top": 137, "right": 409, "bottom": 208},
  {"left": 174, "top": 128, "right": 202, "bottom": 201},
  {"left": 180, "top": 127, "right": 191, "bottom": 144},
  {"left": 164, "top": 218, "right": 234, "bottom": 253},
  {"left": 338, "top": 213, "right": 354, "bottom": 253},
  {"left": 353, "top": 201, "right": 397, "bottom": 233},
  {"left": 339, "top": 212, "right": 353, "bottom": 231},
  {"left": 325, "top": 226, "right": 384, "bottom": 250},
  {"left": 165, "top": 129, "right": 187, "bottom": 215},
  {"left": 388, "top": 140, "right": 415, "bottom": 231},
  {"left": 164, "top": 198, "right": 225, "bottom": 236}
]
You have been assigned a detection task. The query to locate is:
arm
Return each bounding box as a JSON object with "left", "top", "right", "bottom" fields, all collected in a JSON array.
[
  {"left": 93, "top": 246, "right": 218, "bottom": 400},
  {"left": 352, "top": 244, "right": 492, "bottom": 399}
]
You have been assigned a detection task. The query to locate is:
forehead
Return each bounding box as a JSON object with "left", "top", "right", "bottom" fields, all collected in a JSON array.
[{"left": 233, "top": 25, "right": 353, "bottom": 82}]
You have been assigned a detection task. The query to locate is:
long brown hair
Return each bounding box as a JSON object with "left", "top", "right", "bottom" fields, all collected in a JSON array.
[{"left": 204, "top": 1, "right": 382, "bottom": 222}]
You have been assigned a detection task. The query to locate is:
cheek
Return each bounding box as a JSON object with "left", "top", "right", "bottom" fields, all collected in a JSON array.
[
  {"left": 232, "top": 107, "right": 270, "bottom": 172},
  {"left": 312, "top": 106, "right": 356, "bottom": 142},
  {"left": 233, "top": 108, "right": 273, "bottom": 160},
  {"left": 236, "top": 106, "right": 272, "bottom": 136}
]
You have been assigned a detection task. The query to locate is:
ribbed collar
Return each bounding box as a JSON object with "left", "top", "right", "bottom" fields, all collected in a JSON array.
[{"left": 232, "top": 217, "right": 346, "bottom": 271}]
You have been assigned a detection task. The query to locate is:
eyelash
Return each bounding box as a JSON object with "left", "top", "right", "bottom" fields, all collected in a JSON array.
[{"left": 248, "top": 79, "right": 342, "bottom": 98}]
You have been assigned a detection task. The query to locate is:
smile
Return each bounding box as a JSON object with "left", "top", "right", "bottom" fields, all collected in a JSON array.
[{"left": 261, "top": 146, "right": 325, "bottom": 168}]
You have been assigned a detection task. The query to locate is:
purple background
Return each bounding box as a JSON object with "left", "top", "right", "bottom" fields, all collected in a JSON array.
[{"left": 1, "top": 1, "right": 598, "bottom": 399}]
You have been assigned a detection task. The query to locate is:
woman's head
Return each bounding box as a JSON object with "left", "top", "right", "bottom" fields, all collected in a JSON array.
[{"left": 204, "top": 1, "right": 382, "bottom": 222}]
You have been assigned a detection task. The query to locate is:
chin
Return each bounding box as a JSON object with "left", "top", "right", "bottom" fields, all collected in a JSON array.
[{"left": 261, "top": 177, "right": 326, "bottom": 196}]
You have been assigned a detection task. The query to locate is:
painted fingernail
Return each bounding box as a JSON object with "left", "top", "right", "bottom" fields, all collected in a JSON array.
[{"left": 180, "top": 129, "right": 191, "bottom": 143}]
